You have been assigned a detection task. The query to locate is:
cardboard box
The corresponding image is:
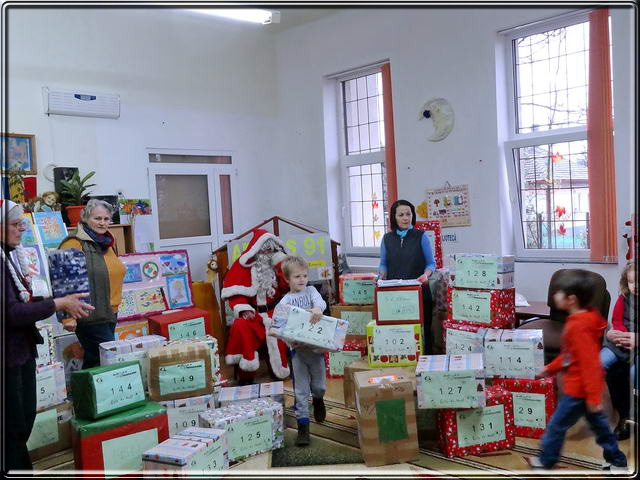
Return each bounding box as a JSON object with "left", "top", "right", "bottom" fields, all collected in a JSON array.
[
  {"left": 416, "top": 354, "right": 486, "bottom": 409},
  {"left": 71, "top": 361, "right": 146, "bottom": 420},
  {"left": 148, "top": 343, "right": 213, "bottom": 402},
  {"left": 325, "top": 337, "right": 368, "bottom": 379},
  {"left": 367, "top": 321, "right": 422, "bottom": 367},
  {"left": 48, "top": 249, "right": 92, "bottom": 321},
  {"left": 374, "top": 285, "right": 424, "bottom": 325},
  {"left": 353, "top": 369, "right": 419, "bottom": 466},
  {"left": 330, "top": 304, "right": 375, "bottom": 337},
  {"left": 339, "top": 273, "right": 377, "bottom": 305},
  {"left": 143, "top": 432, "right": 228, "bottom": 472},
  {"left": 450, "top": 254, "right": 515, "bottom": 290},
  {"left": 148, "top": 307, "right": 212, "bottom": 341},
  {"left": 343, "top": 359, "right": 417, "bottom": 409},
  {"left": 53, "top": 333, "right": 84, "bottom": 387},
  {"left": 28, "top": 400, "right": 72, "bottom": 461},
  {"left": 447, "top": 287, "right": 515, "bottom": 328},
  {"left": 35, "top": 362, "right": 67, "bottom": 412},
  {"left": 436, "top": 384, "right": 515, "bottom": 458},
  {"left": 100, "top": 335, "right": 167, "bottom": 390},
  {"left": 160, "top": 394, "right": 217, "bottom": 437},
  {"left": 115, "top": 319, "right": 149, "bottom": 340},
  {"left": 71, "top": 401, "right": 169, "bottom": 471},
  {"left": 271, "top": 303, "right": 347, "bottom": 351},
  {"left": 493, "top": 377, "right": 556, "bottom": 439},
  {"left": 178, "top": 427, "right": 229, "bottom": 470},
  {"left": 35, "top": 323, "right": 55, "bottom": 366},
  {"left": 166, "top": 335, "right": 221, "bottom": 387},
  {"left": 218, "top": 382, "right": 284, "bottom": 407},
  {"left": 99, "top": 340, "right": 133, "bottom": 366},
  {"left": 481, "top": 328, "right": 544, "bottom": 379},
  {"left": 199, "top": 398, "right": 284, "bottom": 462}
]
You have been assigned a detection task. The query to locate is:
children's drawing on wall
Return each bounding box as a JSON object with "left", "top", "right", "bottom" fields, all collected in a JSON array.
[
  {"left": 159, "top": 253, "right": 188, "bottom": 276},
  {"left": 166, "top": 273, "right": 191, "bottom": 308},
  {"left": 123, "top": 263, "right": 143, "bottom": 284},
  {"left": 135, "top": 286, "right": 167, "bottom": 313},
  {"left": 425, "top": 183, "right": 470, "bottom": 227},
  {"left": 142, "top": 261, "right": 159, "bottom": 280},
  {"left": 118, "top": 290, "right": 138, "bottom": 318}
]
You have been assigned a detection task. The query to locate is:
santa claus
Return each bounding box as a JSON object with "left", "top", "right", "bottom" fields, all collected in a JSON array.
[{"left": 221, "top": 229, "right": 290, "bottom": 383}]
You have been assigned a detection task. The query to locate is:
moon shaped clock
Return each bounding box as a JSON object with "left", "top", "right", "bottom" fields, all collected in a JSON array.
[{"left": 420, "top": 98, "right": 455, "bottom": 142}]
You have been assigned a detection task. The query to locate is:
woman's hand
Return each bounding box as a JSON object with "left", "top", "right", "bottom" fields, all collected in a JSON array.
[
  {"left": 417, "top": 269, "right": 432, "bottom": 284},
  {"left": 241, "top": 310, "right": 255, "bottom": 321},
  {"left": 607, "top": 329, "right": 625, "bottom": 343},
  {"left": 54, "top": 293, "right": 94, "bottom": 319},
  {"left": 308, "top": 307, "right": 323, "bottom": 324},
  {"left": 617, "top": 332, "right": 635, "bottom": 350}
]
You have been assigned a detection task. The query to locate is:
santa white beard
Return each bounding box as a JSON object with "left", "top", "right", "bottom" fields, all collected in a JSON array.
[{"left": 252, "top": 252, "right": 277, "bottom": 302}]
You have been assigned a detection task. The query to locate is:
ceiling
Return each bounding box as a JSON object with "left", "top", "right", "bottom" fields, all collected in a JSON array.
[{"left": 266, "top": 8, "right": 339, "bottom": 32}]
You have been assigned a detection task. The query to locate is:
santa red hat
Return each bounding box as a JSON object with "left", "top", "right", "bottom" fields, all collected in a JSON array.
[{"left": 238, "top": 228, "right": 286, "bottom": 267}]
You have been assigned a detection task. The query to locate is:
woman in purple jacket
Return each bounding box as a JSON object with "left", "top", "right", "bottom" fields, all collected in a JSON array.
[{"left": 2, "top": 200, "right": 93, "bottom": 472}]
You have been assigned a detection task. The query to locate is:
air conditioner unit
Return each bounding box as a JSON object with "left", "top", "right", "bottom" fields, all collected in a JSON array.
[{"left": 42, "top": 87, "right": 120, "bottom": 119}]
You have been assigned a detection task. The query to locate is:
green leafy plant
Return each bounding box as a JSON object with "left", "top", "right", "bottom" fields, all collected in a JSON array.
[{"left": 60, "top": 170, "right": 96, "bottom": 206}]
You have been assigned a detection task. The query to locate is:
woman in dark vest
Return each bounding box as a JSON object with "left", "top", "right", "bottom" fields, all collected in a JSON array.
[
  {"left": 2, "top": 199, "right": 93, "bottom": 471},
  {"left": 58, "top": 199, "right": 126, "bottom": 369},
  {"left": 600, "top": 260, "right": 637, "bottom": 440},
  {"left": 378, "top": 199, "right": 436, "bottom": 354}
]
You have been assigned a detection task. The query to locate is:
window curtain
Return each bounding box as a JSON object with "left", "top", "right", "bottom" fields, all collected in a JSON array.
[
  {"left": 587, "top": 8, "right": 618, "bottom": 262},
  {"left": 381, "top": 64, "right": 398, "bottom": 211}
]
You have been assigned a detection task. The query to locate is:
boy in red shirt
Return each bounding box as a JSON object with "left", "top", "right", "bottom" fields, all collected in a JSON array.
[{"left": 527, "top": 270, "right": 627, "bottom": 471}]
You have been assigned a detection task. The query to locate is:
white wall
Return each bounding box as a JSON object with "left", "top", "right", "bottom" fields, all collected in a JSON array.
[
  {"left": 7, "top": 8, "right": 283, "bottom": 279},
  {"left": 274, "top": 7, "right": 636, "bottom": 307}
]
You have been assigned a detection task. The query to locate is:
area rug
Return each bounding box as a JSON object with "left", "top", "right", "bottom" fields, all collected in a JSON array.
[{"left": 271, "top": 428, "right": 364, "bottom": 467}]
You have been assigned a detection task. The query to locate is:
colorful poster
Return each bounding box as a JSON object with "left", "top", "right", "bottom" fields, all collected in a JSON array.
[
  {"left": 123, "top": 263, "right": 143, "bottom": 284},
  {"left": 159, "top": 253, "right": 188, "bottom": 276},
  {"left": 142, "top": 261, "right": 159, "bottom": 279},
  {"left": 135, "top": 287, "right": 166, "bottom": 313},
  {"left": 33, "top": 211, "right": 68, "bottom": 250},
  {"left": 426, "top": 183, "right": 470, "bottom": 227},
  {"left": 166, "top": 273, "right": 191, "bottom": 308}
]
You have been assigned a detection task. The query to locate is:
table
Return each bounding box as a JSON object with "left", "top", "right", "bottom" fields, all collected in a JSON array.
[{"left": 515, "top": 301, "right": 551, "bottom": 326}]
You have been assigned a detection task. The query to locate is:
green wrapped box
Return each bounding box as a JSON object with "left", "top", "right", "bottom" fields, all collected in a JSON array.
[{"left": 71, "top": 361, "right": 146, "bottom": 420}]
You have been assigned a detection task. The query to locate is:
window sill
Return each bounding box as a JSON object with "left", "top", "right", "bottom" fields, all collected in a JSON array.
[{"left": 515, "top": 257, "right": 619, "bottom": 265}]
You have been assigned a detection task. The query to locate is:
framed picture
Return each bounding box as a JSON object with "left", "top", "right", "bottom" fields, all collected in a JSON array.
[{"left": 1, "top": 133, "right": 37, "bottom": 175}]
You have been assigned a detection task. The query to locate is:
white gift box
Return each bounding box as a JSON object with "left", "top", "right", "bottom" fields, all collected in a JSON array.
[{"left": 35, "top": 362, "right": 67, "bottom": 411}]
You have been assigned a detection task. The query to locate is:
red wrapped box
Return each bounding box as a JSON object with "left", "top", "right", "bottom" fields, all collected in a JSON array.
[
  {"left": 492, "top": 377, "right": 556, "bottom": 439},
  {"left": 441, "top": 320, "right": 482, "bottom": 355},
  {"left": 71, "top": 401, "right": 169, "bottom": 471},
  {"left": 324, "top": 337, "right": 368, "bottom": 379},
  {"left": 436, "top": 384, "right": 515, "bottom": 458},
  {"left": 415, "top": 220, "right": 443, "bottom": 269},
  {"left": 447, "top": 287, "right": 515, "bottom": 328},
  {"left": 339, "top": 273, "right": 377, "bottom": 305},
  {"left": 148, "top": 307, "right": 212, "bottom": 341},
  {"left": 375, "top": 285, "right": 424, "bottom": 325}
]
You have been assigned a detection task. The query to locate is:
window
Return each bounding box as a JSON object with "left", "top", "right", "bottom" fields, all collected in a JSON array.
[
  {"left": 338, "top": 67, "right": 389, "bottom": 252},
  {"left": 503, "top": 11, "right": 610, "bottom": 260}
]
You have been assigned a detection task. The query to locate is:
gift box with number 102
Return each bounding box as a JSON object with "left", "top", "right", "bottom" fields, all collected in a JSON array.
[
  {"left": 366, "top": 321, "right": 422, "bottom": 367},
  {"left": 271, "top": 303, "right": 348, "bottom": 351}
]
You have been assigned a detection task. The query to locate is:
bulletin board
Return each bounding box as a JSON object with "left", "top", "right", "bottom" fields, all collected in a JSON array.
[
  {"left": 425, "top": 183, "right": 470, "bottom": 227},
  {"left": 117, "top": 249, "right": 194, "bottom": 321}
]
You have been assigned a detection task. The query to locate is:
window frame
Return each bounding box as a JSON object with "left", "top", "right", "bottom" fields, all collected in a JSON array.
[
  {"left": 336, "top": 65, "right": 388, "bottom": 256},
  {"left": 502, "top": 10, "right": 593, "bottom": 262}
]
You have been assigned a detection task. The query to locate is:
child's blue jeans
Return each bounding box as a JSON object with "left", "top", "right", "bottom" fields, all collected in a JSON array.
[{"left": 538, "top": 394, "right": 627, "bottom": 469}]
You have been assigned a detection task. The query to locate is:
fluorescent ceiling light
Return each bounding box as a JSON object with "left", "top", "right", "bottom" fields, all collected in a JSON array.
[{"left": 187, "top": 9, "right": 279, "bottom": 24}]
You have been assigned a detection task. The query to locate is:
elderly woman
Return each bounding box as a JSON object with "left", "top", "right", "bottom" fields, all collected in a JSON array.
[
  {"left": 2, "top": 200, "right": 93, "bottom": 471},
  {"left": 58, "top": 199, "right": 126, "bottom": 368}
]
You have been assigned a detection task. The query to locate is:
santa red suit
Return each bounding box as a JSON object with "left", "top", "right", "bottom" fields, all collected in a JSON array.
[{"left": 221, "top": 229, "right": 290, "bottom": 380}]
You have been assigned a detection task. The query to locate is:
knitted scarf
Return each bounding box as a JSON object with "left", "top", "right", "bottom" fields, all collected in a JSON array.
[
  {"left": 1, "top": 245, "right": 31, "bottom": 302},
  {"left": 81, "top": 222, "right": 114, "bottom": 252}
]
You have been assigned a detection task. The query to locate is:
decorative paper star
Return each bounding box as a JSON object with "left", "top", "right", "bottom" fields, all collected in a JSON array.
[
  {"left": 551, "top": 152, "right": 564, "bottom": 163},
  {"left": 372, "top": 200, "right": 379, "bottom": 209},
  {"left": 416, "top": 201, "right": 429, "bottom": 218},
  {"left": 373, "top": 230, "right": 381, "bottom": 240},
  {"left": 555, "top": 206, "right": 566, "bottom": 218}
]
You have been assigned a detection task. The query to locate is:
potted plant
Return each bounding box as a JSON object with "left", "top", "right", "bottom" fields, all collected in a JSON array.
[{"left": 60, "top": 170, "right": 96, "bottom": 226}]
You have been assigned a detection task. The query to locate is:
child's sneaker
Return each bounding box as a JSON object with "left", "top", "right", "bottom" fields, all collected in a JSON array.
[
  {"left": 525, "top": 456, "right": 545, "bottom": 470},
  {"left": 313, "top": 397, "right": 326, "bottom": 423},
  {"left": 602, "top": 462, "right": 628, "bottom": 472},
  {"left": 295, "top": 422, "right": 310, "bottom": 447}
]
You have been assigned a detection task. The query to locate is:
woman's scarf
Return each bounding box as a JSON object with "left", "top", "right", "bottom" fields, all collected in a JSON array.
[
  {"left": 81, "top": 222, "right": 114, "bottom": 252},
  {"left": 396, "top": 224, "right": 414, "bottom": 238},
  {"left": 1, "top": 245, "right": 31, "bottom": 302}
]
